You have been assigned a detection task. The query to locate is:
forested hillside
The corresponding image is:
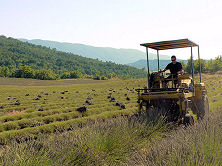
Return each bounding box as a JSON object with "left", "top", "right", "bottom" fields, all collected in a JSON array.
[{"left": 0, "top": 36, "right": 146, "bottom": 80}]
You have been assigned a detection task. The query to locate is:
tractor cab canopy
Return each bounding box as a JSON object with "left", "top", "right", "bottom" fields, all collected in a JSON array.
[
  {"left": 140, "top": 39, "right": 198, "bottom": 50},
  {"left": 140, "top": 39, "right": 201, "bottom": 89}
]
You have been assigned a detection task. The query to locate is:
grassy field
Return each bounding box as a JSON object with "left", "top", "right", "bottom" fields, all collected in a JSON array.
[
  {"left": 203, "top": 74, "right": 222, "bottom": 111},
  {"left": 0, "top": 77, "right": 148, "bottom": 144},
  {"left": 131, "top": 110, "right": 222, "bottom": 166},
  {"left": 0, "top": 74, "right": 221, "bottom": 165},
  {"left": 0, "top": 74, "right": 221, "bottom": 144}
]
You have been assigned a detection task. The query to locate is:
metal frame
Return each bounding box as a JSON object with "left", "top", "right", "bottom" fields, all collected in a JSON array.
[{"left": 141, "top": 39, "right": 202, "bottom": 89}]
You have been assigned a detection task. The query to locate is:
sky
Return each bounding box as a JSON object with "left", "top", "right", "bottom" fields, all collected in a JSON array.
[{"left": 1, "top": 0, "right": 222, "bottom": 59}]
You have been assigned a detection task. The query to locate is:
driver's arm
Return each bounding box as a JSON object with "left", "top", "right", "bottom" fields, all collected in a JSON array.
[
  {"left": 177, "top": 69, "right": 184, "bottom": 74},
  {"left": 158, "top": 68, "right": 167, "bottom": 73},
  {"left": 158, "top": 63, "right": 170, "bottom": 73}
]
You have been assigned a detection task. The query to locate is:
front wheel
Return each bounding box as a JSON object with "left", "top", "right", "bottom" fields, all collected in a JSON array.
[{"left": 184, "top": 114, "right": 194, "bottom": 126}]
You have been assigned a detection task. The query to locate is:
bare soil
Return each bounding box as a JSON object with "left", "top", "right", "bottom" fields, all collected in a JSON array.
[
  {"left": 5, "top": 110, "right": 25, "bottom": 115},
  {"left": 0, "top": 77, "right": 113, "bottom": 86}
]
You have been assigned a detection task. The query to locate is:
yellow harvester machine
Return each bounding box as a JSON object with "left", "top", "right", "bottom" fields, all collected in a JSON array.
[{"left": 136, "top": 39, "right": 209, "bottom": 125}]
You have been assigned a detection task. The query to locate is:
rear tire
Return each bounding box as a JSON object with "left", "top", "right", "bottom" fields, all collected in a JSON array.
[
  {"left": 197, "top": 94, "right": 209, "bottom": 119},
  {"left": 191, "top": 94, "right": 209, "bottom": 120}
]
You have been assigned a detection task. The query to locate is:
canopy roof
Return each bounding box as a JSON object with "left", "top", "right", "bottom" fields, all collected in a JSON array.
[{"left": 140, "top": 39, "right": 198, "bottom": 50}]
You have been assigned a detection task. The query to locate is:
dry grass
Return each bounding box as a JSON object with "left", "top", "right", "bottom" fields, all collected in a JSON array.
[
  {"left": 131, "top": 111, "right": 222, "bottom": 166},
  {"left": 0, "top": 113, "right": 170, "bottom": 166},
  {"left": 0, "top": 110, "right": 222, "bottom": 166}
]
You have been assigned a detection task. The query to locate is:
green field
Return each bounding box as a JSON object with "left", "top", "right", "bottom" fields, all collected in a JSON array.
[
  {"left": 204, "top": 74, "right": 222, "bottom": 111},
  {"left": 0, "top": 77, "right": 149, "bottom": 144},
  {"left": 0, "top": 74, "right": 221, "bottom": 144},
  {"left": 0, "top": 74, "right": 221, "bottom": 142},
  {"left": 0, "top": 74, "right": 222, "bottom": 165}
]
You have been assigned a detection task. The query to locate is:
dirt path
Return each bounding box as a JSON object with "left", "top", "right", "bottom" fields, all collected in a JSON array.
[{"left": 0, "top": 77, "right": 113, "bottom": 86}]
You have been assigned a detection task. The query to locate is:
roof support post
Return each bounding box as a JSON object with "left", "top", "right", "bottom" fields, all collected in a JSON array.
[
  {"left": 146, "top": 47, "right": 150, "bottom": 89},
  {"left": 198, "top": 46, "right": 202, "bottom": 83},
  {"left": 190, "top": 43, "right": 194, "bottom": 84},
  {"left": 157, "top": 50, "right": 160, "bottom": 71}
]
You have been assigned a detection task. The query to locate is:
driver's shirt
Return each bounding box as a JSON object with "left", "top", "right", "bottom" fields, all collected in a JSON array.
[{"left": 165, "top": 62, "right": 183, "bottom": 75}]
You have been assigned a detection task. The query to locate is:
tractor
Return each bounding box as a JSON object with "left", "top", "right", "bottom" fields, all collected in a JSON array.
[{"left": 136, "top": 39, "right": 209, "bottom": 125}]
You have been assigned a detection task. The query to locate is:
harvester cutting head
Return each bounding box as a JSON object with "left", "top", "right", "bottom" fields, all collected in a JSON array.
[{"left": 137, "top": 39, "right": 209, "bottom": 125}]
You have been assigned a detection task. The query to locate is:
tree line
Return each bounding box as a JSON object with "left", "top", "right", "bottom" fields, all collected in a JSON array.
[
  {"left": 0, "top": 65, "right": 120, "bottom": 80},
  {"left": 183, "top": 56, "right": 222, "bottom": 74}
]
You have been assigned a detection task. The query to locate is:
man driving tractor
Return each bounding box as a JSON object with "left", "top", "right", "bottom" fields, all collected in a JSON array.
[
  {"left": 158, "top": 55, "right": 184, "bottom": 87},
  {"left": 138, "top": 39, "right": 208, "bottom": 124}
]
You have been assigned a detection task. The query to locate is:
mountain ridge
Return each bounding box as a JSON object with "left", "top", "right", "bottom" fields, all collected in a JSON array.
[
  {"left": 128, "top": 59, "right": 188, "bottom": 71},
  {"left": 19, "top": 38, "right": 171, "bottom": 64}
]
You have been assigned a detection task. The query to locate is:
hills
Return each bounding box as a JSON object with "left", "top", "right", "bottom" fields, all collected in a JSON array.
[
  {"left": 128, "top": 59, "right": 171, "bottom": 71},
  {"left": 128, "top": 59, "right": 188, "bottom": 71},
  {"left": 19, "top": 38, "right": 170, "bottom": 64},
  {"left": 0, "top": 35, "right": 146, "bottom": 79}
]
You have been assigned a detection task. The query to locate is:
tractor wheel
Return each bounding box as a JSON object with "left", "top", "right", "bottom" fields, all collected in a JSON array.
[
  {"left": 191, "top": 94, "right": 209, "bottom": 120},
  {"left": 184, "top": 114, "right": 194, "bottom": 126},
  {"left": 197, "top": 94, "right": 209, "bottom": 119}
]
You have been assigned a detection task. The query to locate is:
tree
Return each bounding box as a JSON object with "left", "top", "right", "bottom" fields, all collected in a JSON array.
[
  {"left": 35, "top": 69, "right": 59, "bottom": 80},
  {"left": 70, "top": 70, "right": 83, "bottom": 78},
  {"left": 205, "top": 56, "right": 222, "bottom": 73},
  {"left": 0, "top": 66, "right": 10, "bottom": 77},
  {"left": 12, "top": 65, "right": 34, "bottom": 78},
  {"left": 107, "top": 72, "right": 117, "bottom": 79},
  {"left": 61, "top": 72, "right": 70, "bottom": 79},
  {"left": 184, "top": 57, "right": 206, "bottom": 74}
]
